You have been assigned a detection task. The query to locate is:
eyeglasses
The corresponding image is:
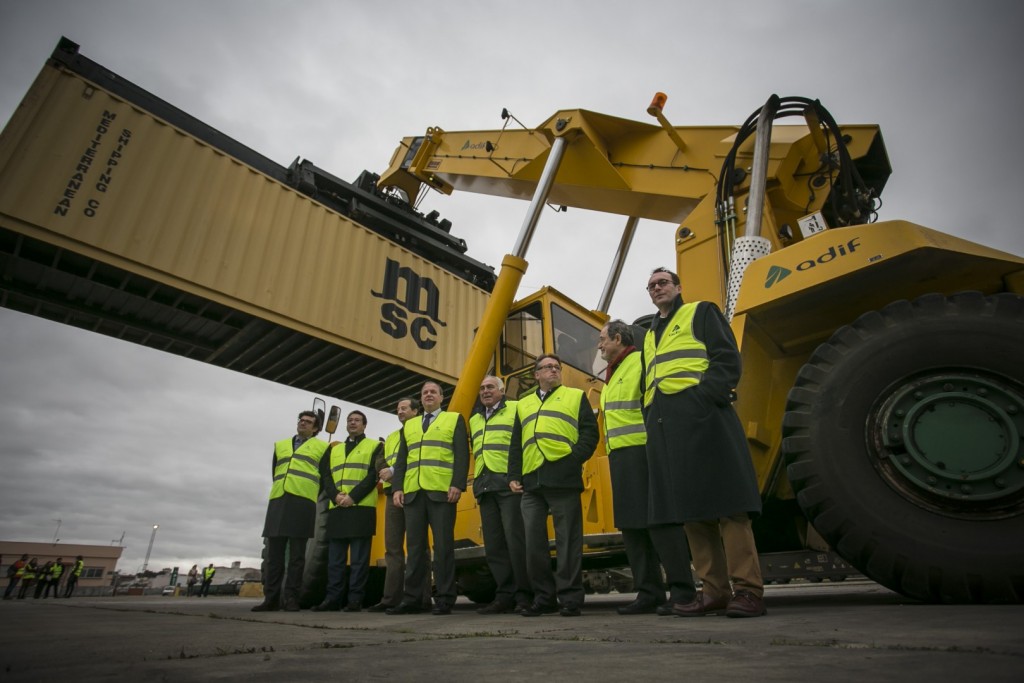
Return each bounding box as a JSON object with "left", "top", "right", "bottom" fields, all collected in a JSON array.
[
  {"left": 297, "top": 418, "right": 316, "bottom": 425},
  {"left": 646, "top": 278, "right": 675, "bottom": 292},
  {"left": 536, "top": 364, "right": 561, "bottom": 372}
]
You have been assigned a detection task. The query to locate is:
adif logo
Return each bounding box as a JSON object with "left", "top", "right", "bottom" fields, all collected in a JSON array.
[
  {"left": 765, "top": 266, "right": 791, "bottom": 288},
  {"left": 461, "top": 140, "right": 489, "bottom": 151},
  {"left": 764, "top": 237, "right": 862, "bottom": 288},
  {"left": 372, "top": 258, "right": 447, "bottom": 350}
]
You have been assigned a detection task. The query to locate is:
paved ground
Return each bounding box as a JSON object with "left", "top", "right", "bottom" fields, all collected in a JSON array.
[{"left": 2, "top": 579, "right": 1022, "bottom": 682}]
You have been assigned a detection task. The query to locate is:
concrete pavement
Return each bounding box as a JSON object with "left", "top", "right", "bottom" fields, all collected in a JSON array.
[{"left": 2, "top": 579, "right": 1021, "bottom": 681}]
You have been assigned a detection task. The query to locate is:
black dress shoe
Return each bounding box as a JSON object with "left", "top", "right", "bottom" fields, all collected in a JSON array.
[
  {"left": 366, "top": 602, "right": 390, "bottom": 612},
  {"left": 250, "top": 601, "right": 279, "bottom": 612},
  {"left": 655, "top": 603, "right": 676, "bottom": 616},
  {"left": 312, "top": 601, "right": 340, "bottom": 612},
  {"left": 559, "top": 604, "right": 582, "bottom": 617},
  {"left": 343, "top": 603, "right": 362, "bottom": 612},
  {"left": 283, "top": 598, "right": 301, "bottom": 612},
  {"left": 617, "top": 599, "right": 659, "bottom": 615},
  {"left": 385, "top": 602, "right": 422, "bottom": 615},
  {"left": 431, "top": 603, "right": 452, "bottom": 615},
  {"left": 476, "top": 600, "right": 515, "bottom": 615},
  {"left": 520, "top": 601, "right": 558, "bottom": 617}
]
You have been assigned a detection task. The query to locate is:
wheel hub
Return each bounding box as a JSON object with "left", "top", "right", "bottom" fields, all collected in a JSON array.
[{"left": 871, "top": 371, "right": 1024, "bottom": 518}]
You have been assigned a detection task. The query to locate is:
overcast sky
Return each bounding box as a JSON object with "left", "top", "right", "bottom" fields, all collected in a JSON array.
[{"left": 1, "top": 0, "right": 1022, "bottom": 574}]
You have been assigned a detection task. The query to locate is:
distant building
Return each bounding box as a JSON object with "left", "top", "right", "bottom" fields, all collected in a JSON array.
[{"left": 0, "top": 541, "right": 124, "bottom": 589}]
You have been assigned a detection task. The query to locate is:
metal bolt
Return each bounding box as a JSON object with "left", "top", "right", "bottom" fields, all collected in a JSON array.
[
  {"left": 900, "top": 456, "right": 911, "bottom": 466},
  {"left": 995, "top": 478, "right": 1006, "bottom": 489},
  {"left": 927, "top": 476, "right": 937, "bottom": 484},
  {"left": 943, "top": 383, "right": 954, "bottom": 392},
  {"left": 914, "top": 392, "right": 924, "bottom": 400},
  {"left": 895, "top": 409, "right": 905, "bottom": 418},
  {"left": 1007, "top": 405, "right": 1019, "bottom": 415},
  {"left": 977, "top": 388, "right": 988, "bottom": 396},
  {"left": 960, "top": 484, "right": 973, "bottom": 494}
]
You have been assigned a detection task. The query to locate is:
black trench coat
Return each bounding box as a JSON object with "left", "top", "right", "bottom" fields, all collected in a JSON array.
[{"left": 643, "top": 300, "right": 761, "bottom": 524}]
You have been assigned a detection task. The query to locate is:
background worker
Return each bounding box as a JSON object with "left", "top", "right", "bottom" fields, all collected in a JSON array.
[
  {"left": 4, "top": 554, "right": 28, "bottom": 600},
  {"left": 200, "top": 563, "right": 216, "bottom": 597},
  {"left": 471, "top": 375, "right": 532, "bottom": 615},
  {"left": 314, "top": 410, "right": 382, "bottom": 612},
  {"left": 643, "top": 267, "right": 766, "bottom": 618},
  {"left": 252, "top": 409, "right": 329, "bottom": 612},
  {"left": 34, "top": 561, "right": 53, "bottom": 599},
  {"left": 17, "top": 558, "right": 38, "bottom": 599},
  {"left": 186, "top": 564, "right": 199, "bottom": 597},
  {"left": 508, "top": 354, "right": 598, "bottom": 617},
  {"left": 368, "top": 397, "right": 432, "bottom": 613},
  {"left": 598, "top": 320, "right": 696, "bottom": 616},
  {"left": 388, "top": 381, "right": 469, "bottom": 616},
  {"left": 43, "top": 557, "right": 64, "bottom": 598},
  {"left": 64, "top": 555, "right": 84, "bottom": 598}
]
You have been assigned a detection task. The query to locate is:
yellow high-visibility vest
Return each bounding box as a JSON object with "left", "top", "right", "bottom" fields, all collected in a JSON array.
[
  {"left": 402, "top": 412, "right": 460, "bottom": 493},
  {"left": 269, "top": 437, "right": 328, "bottom": 503},
  {"left": 471, "top": 401, "right": 518, "bottom": 478},
  {"left": 517, "top": 387, "right": 584, "bottom": 475},
  {"left": 600, "top": 351, "right": 646, "bottom": 452},
  {"left": 328, "top": 437, "right": 378, "bottom": 509},
  {"left": 643, "top": 302, "right": 709, "bottom": 407}
]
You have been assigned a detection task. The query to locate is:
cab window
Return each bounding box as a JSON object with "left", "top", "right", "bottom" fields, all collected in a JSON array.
[
  {"left": 551, "top": 304, "right": 601, "bottom": 377},
  {"left": 500, "top": 301, "right": 543, "bottom": 376}
]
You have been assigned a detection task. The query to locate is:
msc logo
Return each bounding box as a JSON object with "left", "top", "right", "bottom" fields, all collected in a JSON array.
[
  {"left": 764, "top": 237, "right": 861, "bottom": 288},
  {"left": 372, "top": 258, "right": 447, "bottom": 350}
]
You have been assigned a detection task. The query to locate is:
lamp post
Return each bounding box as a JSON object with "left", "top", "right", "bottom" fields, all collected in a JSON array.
[{"left": 142, "top": 524, "right": 159, "bottom": 573}]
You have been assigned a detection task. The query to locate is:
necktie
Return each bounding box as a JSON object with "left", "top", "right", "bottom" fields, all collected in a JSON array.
[{"left": 422, "top": 413, "right": 433, "bottom": 431}]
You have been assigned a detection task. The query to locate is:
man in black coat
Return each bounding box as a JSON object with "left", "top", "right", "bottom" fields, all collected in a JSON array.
[
  {"left": 314, "top": 410, "right": 382, "bottom": 612},
  {"left": 643, "top": 267, "right": 766, "bottom": 618},
  {"left": 599, "top": 320, "right": 695, "bottom": 616},
  {"left": 508, "top": 354, "right": 599, "bottom": 617},
  {"left": 252, "top": 410, "right": 329, "bottom": 612}
]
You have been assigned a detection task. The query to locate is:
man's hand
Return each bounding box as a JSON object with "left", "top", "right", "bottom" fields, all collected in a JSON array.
[
  {"left": 393, "top": 491, "right": 405, "bottom": 508},
  {"left": 378, "top": 468, "right": 393, "bottom": 482},
  {"left": 509, "top": 480, "right": 523, "bottom": 493},
  {"left": 447, "top": 487, "right": 462, "bottom": 504}
]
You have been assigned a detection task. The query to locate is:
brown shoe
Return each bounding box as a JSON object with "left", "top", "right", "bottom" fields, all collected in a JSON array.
[
  {"left": 725, "top": 590, "right": 766, "bottom": 618},
  {"left": 673, "top": 592, "right": 730, "bottom": 617}
]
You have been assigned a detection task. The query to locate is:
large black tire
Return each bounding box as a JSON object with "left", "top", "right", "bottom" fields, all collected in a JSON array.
[{"left": 782, "top": 292, "right": 1024, "bottom": 603}]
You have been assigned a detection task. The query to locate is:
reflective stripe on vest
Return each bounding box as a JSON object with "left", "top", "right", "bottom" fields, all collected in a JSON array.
[
  {"left": 517, "top": 387, "right": 583, "bottom": 475},
  {"left": 73, "top": 560, "right": 83, "bottom": 577},
  {"left": 50, "top": 564, "right": 63, "bottom": 579},
  {"left": 643, "top": 302, "right": 709, "bottom": 407},
  {"left": 403, "top": 411, "right": 459, "bottom": 493},
  {"left": 600, "top": 351, "right": 646, "bottom": 451},
  {"left": 269, "top": 437, "right": 328, "bottom": 503},
  {"left": 471, "top": 401, "right": 518, "bottom": 478},
  {"left": 328, "top": 437, "right": 378, "bottom": 509}
]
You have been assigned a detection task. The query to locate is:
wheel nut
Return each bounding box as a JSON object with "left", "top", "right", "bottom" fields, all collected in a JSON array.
[
  {"left": 960, "top": 484, "right": 972, "bottom": 494},
  {"left": 995, "top": 478, "right": 1006, "bottom": 489}
]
